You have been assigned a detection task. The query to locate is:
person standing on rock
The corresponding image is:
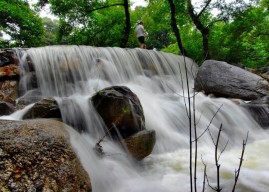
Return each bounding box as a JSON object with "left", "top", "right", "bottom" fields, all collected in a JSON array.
[{"left": 135, "top": 20, "right": 147, "bottom": 49}]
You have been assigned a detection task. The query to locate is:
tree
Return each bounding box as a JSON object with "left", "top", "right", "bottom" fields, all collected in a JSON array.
[
  {"left": 37, "top": 0, "right": 131, "bottom": 47},
  {"left": 167, "top": 0, "right": 188, "bottom": 56},
  {"left": 40, "top": 17, "right": 59, "bottom": 45},
  {"left": 209, "top": 3, "right": 269, "bottom": 69},
  {"left": 0, "top": 0, "right": 44, "bottom": 47},
  {"left": 187, "top": 0, "right": 213, "bottom": 59}
]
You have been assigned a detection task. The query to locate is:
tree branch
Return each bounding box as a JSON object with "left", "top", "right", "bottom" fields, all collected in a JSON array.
[
  {"left": 197, "top": 0, "right": 213, "bottom": 18},
  {"left": 232, "top": 131, "right": 249, "bottom": 192},
  {"left": 88, "top": 3, "right": 124, "bottom": 13}
]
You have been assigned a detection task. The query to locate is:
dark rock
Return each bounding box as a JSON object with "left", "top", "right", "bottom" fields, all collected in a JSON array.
[
  {"left": 23, "top": 98, "right": 62, "bottom": 120},
  {"left": 120, "top": 130, "right": 156, "bottom": 160},
  {"left": 0, "top": 101, "right": 15, "bottom": 115},
  {"left": 242, "top": 96, "right": 269, "bottom": 128},
  {"left": 195, "top": 60, "right": 269, "bottom": 100},
  {"left": 0, "top": 119, "right": 92, "bottom": 191},
  {"left": 91, "top": 86, "right": 145, "bottom": 139}
]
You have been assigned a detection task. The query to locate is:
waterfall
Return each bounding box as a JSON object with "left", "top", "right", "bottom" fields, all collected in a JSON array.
[{"left": 11, "top": 46, "right": 269, "bottom": 191}]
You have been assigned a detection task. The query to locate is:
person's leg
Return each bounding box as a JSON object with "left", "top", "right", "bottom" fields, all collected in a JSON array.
[
  {"left": 138, "top": 36, "right": 146, "bottom": 49},
  {"left": 141, "top": 43, "right": 146, "bottom": 49}
]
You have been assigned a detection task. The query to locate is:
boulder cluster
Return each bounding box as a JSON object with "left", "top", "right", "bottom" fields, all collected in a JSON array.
[{"left": 0, "top": 49, "right": 156, "bottom": 191}]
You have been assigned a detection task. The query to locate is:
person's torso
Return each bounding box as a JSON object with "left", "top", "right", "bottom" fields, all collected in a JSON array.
[{"left": 136, "top": 25, "right": 144, "bottom": 37}]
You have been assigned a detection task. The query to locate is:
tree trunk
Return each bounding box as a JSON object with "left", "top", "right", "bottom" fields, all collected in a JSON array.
[
  {"left": 167, "top": 0, "right": 188, "bottom": 56},
  {"left": 187, "top": 0, "right": 210, "bottom": 59},
  {"left": 120, "top": 0, "right": 131, "bottom": 48}
]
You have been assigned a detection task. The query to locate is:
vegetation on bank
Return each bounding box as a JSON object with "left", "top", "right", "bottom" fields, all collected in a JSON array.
[{"left": 0, "top": 0, "right": 268, "bottom": 69}]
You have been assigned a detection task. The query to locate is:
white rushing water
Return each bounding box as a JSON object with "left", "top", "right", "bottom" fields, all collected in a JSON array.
[{"left": 9, "top": 46, "right": 269, "bottom": 191}]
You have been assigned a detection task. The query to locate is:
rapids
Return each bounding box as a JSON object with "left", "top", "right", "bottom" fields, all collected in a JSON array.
[{"left": 4, "top": 46, "right": 269, "bottom": 192}]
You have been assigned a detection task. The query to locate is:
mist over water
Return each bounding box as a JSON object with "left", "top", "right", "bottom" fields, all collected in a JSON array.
[{"left": 10, "top": 46, "right": 269, "bottom": 191}]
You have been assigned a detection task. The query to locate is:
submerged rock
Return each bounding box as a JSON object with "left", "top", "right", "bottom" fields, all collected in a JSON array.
[
  {"left": 91, "top": 86, "right": 145, "bottom": 139},
  {"left": 121, "top": 130, "right": 156, "bottom": 160},
  {"left": 22, "top": 98, "right": 62, "bottom": 120},
  {"left": 0, "top": 119, "right": 91, "bottom": 191},
  {"left": 195, "top": 60, "right": 269, "bottom": 100}
]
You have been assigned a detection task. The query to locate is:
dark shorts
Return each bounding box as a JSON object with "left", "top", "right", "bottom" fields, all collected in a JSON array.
[{"left": 138, "top": 36, "right": 145, "bottom": 44}]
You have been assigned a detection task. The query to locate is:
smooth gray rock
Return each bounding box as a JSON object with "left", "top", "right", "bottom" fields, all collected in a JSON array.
[{"left": 195, "top": 60, "right": 269, "bottom": 100}]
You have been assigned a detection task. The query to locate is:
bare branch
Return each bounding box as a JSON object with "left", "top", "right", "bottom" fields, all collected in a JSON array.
[
  {"left": 201, "top": 155, "right": 207, "bottom": 192},
  {"left": 88, "top": 3, "right": 124, "bottom": 13},
  {"left": 195, "top": 110, "right": 204, "bottom": 127},
  {"left": 197, "top": 0, "right": 213, "bottom": 18},
  {"left": 214, "top": 124, "right": 223, "bottom": 192},
  {"left": 194, "top": 104, "right": 223, "bottom": 142},
  {"left": 232, "top": 131, "right": 249, "bottom": 192},
  {"left": 218, "top": 140, "right": 229, "bottom": 161},
  {"left": 193, "top": 92, "right": 198, "bottom": 192}
]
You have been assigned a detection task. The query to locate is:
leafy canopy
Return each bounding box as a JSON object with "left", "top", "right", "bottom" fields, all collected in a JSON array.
[{"left": 0, "top": 0, "right": 44, "bottom": 47}]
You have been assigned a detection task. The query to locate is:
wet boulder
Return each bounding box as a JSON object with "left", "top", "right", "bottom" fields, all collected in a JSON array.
[
  {"left": 195, "top": 60, "right": 269, "bottom": 100},
  {"left": 0, "top": 101, "right": 15, "bottom": 115},
  {"left": 241, "top": 96, "right": 269, "bottom": 128},
  {"left": 91, "top": 86, "right": 145, "bottom": 139},
  {"left": 23, "top": 98, "right": 62, "bottom": 120},
  {"left": 121, "top": 130, "right": 156, "bottom": 160},
  {"left": 0, "top": 119, "right": 92, "bottom": 191}
]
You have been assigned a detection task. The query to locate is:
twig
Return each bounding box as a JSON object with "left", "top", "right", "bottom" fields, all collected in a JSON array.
[
  {"left": 194, "top": 104, "right": 223, "bottom": 142},
  {"left": 202, "top": 156, "right": 206, "bottom": 192},
  {"left": 232, "top": 131, "right": 249, "bottom": 192},
  {"left": 214, "top": 124, "right": 223, "bottom": 192},
  {"left": 193, "top": 91, "right": 198, "bottom": 192}
]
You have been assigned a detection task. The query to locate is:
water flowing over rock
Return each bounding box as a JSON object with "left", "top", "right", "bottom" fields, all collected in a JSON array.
[
  {"left": 0, "top": 119, "right": 91, "bottom": 192},
  {"left": 242, "top": 96, "right": 269, "bottom": 128},
  {"left": 195, "top": 60, "right": 269, "bottom": 100},
  {"left": 91, "top": 86, "right": 145, "bottom": 139},
  {"left": 16, "top": 89, "right": 43, "bottom": 109},
  {"left": 1, "top": 46, "right": 267, "bottom": 191}
]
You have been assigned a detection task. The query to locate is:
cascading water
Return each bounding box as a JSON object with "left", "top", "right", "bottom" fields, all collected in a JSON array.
[{"left": 6, "top": 46, "right": 269, "bottom": 191}]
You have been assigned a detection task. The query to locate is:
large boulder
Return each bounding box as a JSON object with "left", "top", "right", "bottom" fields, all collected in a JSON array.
[
  {"left": 91, "top": 86, "right": 145, "bottom": 139},
  {"left": 23, "top": 98, "right": 62, "bottom": 120},
  {"left": 0, "top": 119, "right": 91, "bottom": 191},
  {"left": 195, "top": 60, "right": 269, "bottom": 100},
  {"left": 120, "top": 130, "right": 156, "bottom": 160}
]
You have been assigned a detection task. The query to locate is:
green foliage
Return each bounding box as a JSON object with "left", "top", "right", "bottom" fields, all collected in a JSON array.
[
  {"left": 0, "top": 0, "right": 44, "bottom": 47},
  {"left": 0, "top": 0, "right": 266, "bottom": 70},
  {"left": 209, "top": 5, "right": 269, "bottom": 69},
  {"left": 40, "top": 17, "right": 59, "bottom": 45}
]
